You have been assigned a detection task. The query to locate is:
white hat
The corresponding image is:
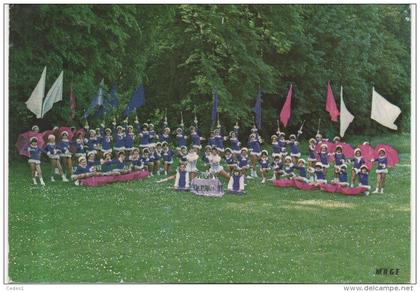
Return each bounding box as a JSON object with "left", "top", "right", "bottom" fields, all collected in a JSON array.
[
  {"left": 354, "top": 148, "right": 361, "bottom": 154},
  {"left": 105, "top": 128, "right": 112, "bottom": 133},
  {"left": 262, "top": 150, "right": 268, "bottom": 155},
  {"left": 298, "top": 158, "right": 306, "bottom": 164},
  {"left": 61, "top": 131, "right": 69, "bottom": 136},
  {"left": 89, "top": 129, "right": 96, "bottom": 134},
  {"left": 31, "top": 125, "right": 39, "bottom": 131},
  {"left": 78, "top": 156, "right": 87, "bottom": 163},
  {"left": 284, "top": 156, "right": 292, "bottom": 161},
  {"left": 87, "top": 151, "right": 95, "bottom": 157},
  {"left": 309, "top": 138, "right": 316, "bottom": 144},
  {"left": 48, "top": 134, "right": 55, "bottom": 140},
  {"left": 360, "top": 164, "right": 369, "bottom": 170},
  {"left": 378, "top": 147, "right": 386, "bottom": 153},
  {"left": 30, "top": 137, "right": 38, "bottom": 142},
  {"left": 289, "top": 134, "right": 296, "bottom": 139},
  {"left": 241, "top": 147, "right": 248, "bottom": 152},
  {"left": 315, "top": 162, "right": 323, "bottom": 167},
  {"left": 271, "top": 135, "right": 278, "bottom": 140},
  {"left": 225, "top": 148, "right": 232, "bottom": 153}
]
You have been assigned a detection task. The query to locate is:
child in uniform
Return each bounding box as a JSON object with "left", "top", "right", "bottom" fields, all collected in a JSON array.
[
  {"left": 57, "top": 131, "right": 73, "bottom": 179},
  {"left": 371, "top": 148, "right": 388, "bottom": 194},
  {"left": 271, "top": 155, "right": 283, "bottom": 180},
  {"left": 28, "top": 137, "right": 46, "bottom": 186},
  {"left": 313, "top": 162, "right": 327, "bottom": 185},
  {"left": 331, "top": 145, "right": 346, "bottom": 181},
  {"left": 307, "top": 138, "right": 317, "bottom": 168},
  {"left": 248, "top": 133, "right": 262, "bottom": 178},
  {"left": 224, "top": 148, "right": 237, "bottom": 175},
  {"left": 229, "top": 131, "right": 241, "bottom": 159},
  {"left": 358, "top": 165, "right": 370, "bottom": 196},
  {"left": 318, "top": 143, "right": 330, "bottom": 176},
  {"left": 259, "top": 150, "right": 271, "bottom": 183},
  {"left": 350, "top": 148, "right": 365, "bottom": 188},
  {"left": 228, "top": 167, "right": 245, "bottom": 194},
  {"left": 282, "top": 156, "right": 295, "bottom": 179},
  {"left": 293, "top": 158, "right": 308, "bottom": 183},
  {"left": 238, "top": 147, "right": 251, "bottom": 178},
  {"left": 186, "top": 148, "right": 199, "bottom": 180},
  {"left": 72, "top": 156, "right": 97, "bottom": 186},
  {"left": 162, "top": 142, "right": 174, "bottom": 175},
  {"left": 45, "top": 135, "right": 68, "bottom": 182}
]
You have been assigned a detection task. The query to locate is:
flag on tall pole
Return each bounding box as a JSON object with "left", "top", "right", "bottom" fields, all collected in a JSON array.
[
  {"left": 325, "top": 81, "right": 340, "bottom": 122},
  {"left": 370, "top": 87, "right": 401, "bottom": 130},
  {"left": 41, "top": 70, "right": 63, "bottom": 117},
  {"left": 339, "top": 86, "right": 354, "bottom": 137},
  {"left": 25, "top": 66, "right": 46, "bottom": 119},
  {"left": 211, "top": 89, "right": 219, "bottom": 122},
  {"left": 69, "top": 84, "right": 76, "bottom": 119},
  {"left": 124, "top": 83, "right": 145, "bottom": 117},
  {"left": 109, "top": 85, "right": 119, "bottom": 108},
  {"left": 253, "top": 86, "right": 262, "bottom": 129},
  {"left": 279, "top": 84, "right": 292, "bottom": 128},
  {"left": 83, "top": 79, "right": 105, "bottom": 119}
]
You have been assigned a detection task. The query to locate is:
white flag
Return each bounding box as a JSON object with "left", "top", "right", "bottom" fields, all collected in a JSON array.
[
  {"left": 42, "top": 71, "right": 63, "bottom": 117},
  {"left": 340, "top": 86, "right": 354, "bottom": 137},
  {"left": 25, "top": 66, "right": 46, "bottom": 119},
  {"left": 370, "top": 87, "right": 401, "bottom": 130}
]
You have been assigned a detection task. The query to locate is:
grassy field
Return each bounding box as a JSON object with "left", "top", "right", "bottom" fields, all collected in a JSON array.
[{"left": 7, "top": 133, "right": 412, "bottom": 283}]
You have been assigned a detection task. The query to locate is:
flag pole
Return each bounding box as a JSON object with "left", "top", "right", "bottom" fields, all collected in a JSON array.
[{"left": 317, "top": 118, "right": 321, "bottom": 135}]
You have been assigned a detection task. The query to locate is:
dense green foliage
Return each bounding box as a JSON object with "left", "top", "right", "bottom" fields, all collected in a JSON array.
[
  {"left": 9, "top": 4, "right": 410, "bottom": 145},
  {"left": 8, "top": 134, "right": 410, "bottom": 283}
]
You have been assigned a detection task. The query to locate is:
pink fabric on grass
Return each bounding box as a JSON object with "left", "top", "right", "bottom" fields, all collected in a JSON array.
[
  {"left": 337, "top": 185, "right": 368, "bottom": 196},
  {"left": 320, "top": 184, "right": 338, "bottom": 193},
  {"left": 272, "top": 179, "right": 296, "bottom": 187},
  {"left": 16, "top": 131, "right": 45, "bottom": 157},
  {"left": 293, "top": 179, "right": 319, "bottom": 190},
  {"left": 79, "top": 171, "right": 149, "bottom": 187}
]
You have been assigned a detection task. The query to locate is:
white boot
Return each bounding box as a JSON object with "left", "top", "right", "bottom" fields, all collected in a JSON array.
[
  {"left": 39, "top": 177, "right": 46, "bottom": 186},
  {"left": 164, "top": 171, "right": 168, "bottom": 175},
  {"left": 33, "top": 178, "right": 38, "bottom": 185},
  {"left": 380, "top": 188, "right": 384, "bottom": 194},
  {"left": 373, "top": 188, "right": 379, "bottom": 193},
  {"left": 350, "top": 183, "right": 354, "bottom": 188},
  {"left": 62, "top": 175, "right": 69, "bottom": 182},
  {"left": 261, "top": 178, "right": 266, "bottom": 184},
  {"left": 51, "top": 176, "right": 55, "bottom": 182},
  {"left": 54, "top": 168, "right": 60, "bottom": 175}
]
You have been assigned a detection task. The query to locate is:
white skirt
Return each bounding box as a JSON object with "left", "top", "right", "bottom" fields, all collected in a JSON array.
[
  {"left": 48, "top": 154, "right": 60, "bottom": 159},
  {"left": 113, "top": 147, "right": 125, "bottom": 151},
  {"left": 307, "top": 157, "right": 317, "bottom": 162},
  {"left": 193, "top": 145, "right": 202, "bottom": 150},
  {"left": 376, "top": 169, "right": 388, "bottom": 174},
  {"left": 210, "top": 165, "right": 223, "bottom": 174},
  {"left": 291, "top": 153, "right": 301, "bottom": 158},
  {"left": 187, "top": 165, "right": 198, "bottom": 172},
  {"left": 60, "top": 153, "right": 72, "bottom": 158},
  {"left": 75, "top": 153, "right": 86, "bottom": 158},
  {"left": 28, "top": 159, "right": 41, "bottom": 165},
  {"left": 232, "top": 150, "right": 241, "bottom": 154},
  {"left": 251, "top": 151, "right": 261, "bottom": 156},
  {"left": 272, "top": 153, "right": 282, "bottom": 158}
]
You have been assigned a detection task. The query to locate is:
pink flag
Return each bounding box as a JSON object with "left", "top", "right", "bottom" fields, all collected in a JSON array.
[
  {"left": 326, "top": 81, "right": 340, "bottom": 122},
  {"left": 279, "top": 85, "right": 292, "bottom": 127}
]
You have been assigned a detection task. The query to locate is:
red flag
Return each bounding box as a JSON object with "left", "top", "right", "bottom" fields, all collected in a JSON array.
[
  {"left": 70, "top": 85, "right": 77, "bottom": 119},
  {"left": 279, "top": 84, "right": 292, "bottom": 127},
  {"left": 326, "top": 81, "right": 339, "bottom": 122}
]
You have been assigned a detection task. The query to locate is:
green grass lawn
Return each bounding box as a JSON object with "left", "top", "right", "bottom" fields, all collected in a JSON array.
[{"left": 7, "top": 134, "right": 411, "bottom": 283}]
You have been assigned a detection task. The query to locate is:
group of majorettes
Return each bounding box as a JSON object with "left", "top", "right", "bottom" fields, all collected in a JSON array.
[{"left": 25, "top": 118, "right": 390, "bottom": 195}]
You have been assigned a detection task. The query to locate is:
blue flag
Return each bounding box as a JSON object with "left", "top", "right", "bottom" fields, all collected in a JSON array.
[
  {"left": 211, "top": 89, "right": 219, "bottom": 122},
  {"left": 124, "top": 84, "right": 145, "bottom": 117},
  {"left": 253, "top": 87, "right": 262, "bottom": 129},
  {"left": 83, "top": 79, "right": 105, "bottom": 119},
  {"left": 109, "top": 86, "right": 119, "bottom": 108}
]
